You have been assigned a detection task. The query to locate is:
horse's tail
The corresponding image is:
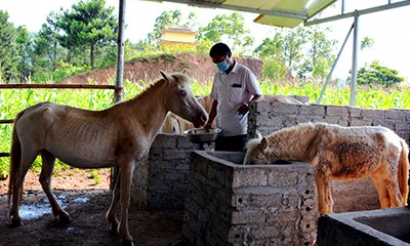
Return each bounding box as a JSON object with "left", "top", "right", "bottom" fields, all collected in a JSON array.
[
  {"left": 398, "top": 139, "right": 409, "bottom": 206},
  {"left": 8, "top": 110, "right": 25, "bottom": 206}
]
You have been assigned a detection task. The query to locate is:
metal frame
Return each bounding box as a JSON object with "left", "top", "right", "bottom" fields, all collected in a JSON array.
[
  {"left": 306, "top": 0, "right": 410, "bottom": 26},
  {"left": 149, "top": 0, "right": 307, "bottom": 19}
]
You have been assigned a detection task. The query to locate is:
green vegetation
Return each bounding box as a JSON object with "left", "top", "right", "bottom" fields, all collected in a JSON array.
[
  {"left": 0, "top": 78, "right": 409, "bottom": 179},
  {"left": 0, "top": 2, "right": 408, "bottom": 178}
]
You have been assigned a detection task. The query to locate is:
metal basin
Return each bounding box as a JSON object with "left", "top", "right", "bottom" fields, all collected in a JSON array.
[{"left": 184, "top": 128, "right": 221, "bottom": 144}]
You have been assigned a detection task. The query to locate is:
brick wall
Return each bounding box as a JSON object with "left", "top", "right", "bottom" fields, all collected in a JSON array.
[
  {"left": 248, "top": 102, "right": 410, "bottom": 143},
  {"left": 131, "top": 134, "right": 200, "bottom": 210}
]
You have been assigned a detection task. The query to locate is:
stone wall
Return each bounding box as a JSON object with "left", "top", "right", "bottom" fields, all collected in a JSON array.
[
  {"left": 131, "top": 134, "right": 200, "bottom": 210},
  {"left": 182, "top": 151, "right": 318, "bottom": 245},
  {"left": 248, "top": 101, "right": 410, "bottom": 143}
]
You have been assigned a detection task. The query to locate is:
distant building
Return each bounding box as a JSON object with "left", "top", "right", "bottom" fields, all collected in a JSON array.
[{"left": 159, "top": 27, "right": 198, "bottom": 50}]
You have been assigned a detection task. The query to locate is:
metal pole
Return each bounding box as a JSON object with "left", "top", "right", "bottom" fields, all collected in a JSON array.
[
  {"left": 316, "top": 23, "right": 354, "bottom": 104},
  {"left": 350, "top": 10, "right": 359, "bottom": 106},
  {"left": 115, "top": 0, "right": 126, "bottom": 103},
  {"left": 112, "top": 0, "right": 126, "bottom": 189}
]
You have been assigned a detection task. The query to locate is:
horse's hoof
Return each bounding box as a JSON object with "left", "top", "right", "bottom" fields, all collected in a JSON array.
[
  {"left": 59, "top": 215, "right": 72, "bottom": 224},
  {"left": 122, "top": 240, "right": 134, "bottom": 246},
  {"left": 11, "top": 219, "right": 22, "bottom": 227},
  {"left": 110, "top": 225, "right": 118, "bottom": 235}
]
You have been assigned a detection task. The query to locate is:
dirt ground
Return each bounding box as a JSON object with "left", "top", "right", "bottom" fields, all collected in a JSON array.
[
  {"left": 0, "top": 168, "right": 183, "bottom": 246},
  {"left": 60, "top": 53, "right": 263, "bottom": 85}
]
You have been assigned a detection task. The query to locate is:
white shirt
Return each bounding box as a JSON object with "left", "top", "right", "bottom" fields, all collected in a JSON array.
[{"left": 209, "top": 61, "right": 262, "bottom": 136}]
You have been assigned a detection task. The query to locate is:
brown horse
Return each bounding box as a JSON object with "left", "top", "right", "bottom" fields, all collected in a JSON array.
[
  {"left": 244, "top": 122, "right": 409, "bottom": 215},
  {"left": 8, "top": 71, "right": 207, "bottom": 245}
]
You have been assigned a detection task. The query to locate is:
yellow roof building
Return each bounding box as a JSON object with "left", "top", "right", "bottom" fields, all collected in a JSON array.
[{"left": 159, "top": 27, "right": 198, "bottom": 50}]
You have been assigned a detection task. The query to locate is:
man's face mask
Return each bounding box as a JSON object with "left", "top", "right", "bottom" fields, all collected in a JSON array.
[{"left": 216, "top": 59, "right": 229, "bottom": 72}]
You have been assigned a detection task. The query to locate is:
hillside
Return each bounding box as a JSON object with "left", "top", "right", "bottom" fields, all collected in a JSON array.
[{"left": 60, "top": 53, "right": 263, "bottom": 84}]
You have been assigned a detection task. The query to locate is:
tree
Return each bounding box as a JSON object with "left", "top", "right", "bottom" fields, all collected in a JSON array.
[
  {"left": 356, "top": 61, "right": 404, "bottom": 86},
  {"left": 254, "top": 34, "right": 288, "bottom": 80},
  {"left": 145, "top": 10, "right": 183, "bottom": 46},
  {"left": 57, "top": 0, "right": 117, "bottom": 69},
  {"left": 0, "top": 10, "right": 19, "bottom": 82},
  {"left": 360, "top": 36, "right": 374, "bottom": 50},
  {"left": 34, "top": 12, "right": 62, "bottom": 72},
  {"left": 281, "top": 27, "right": 309, "bottom": 74},
  {"left": 255, "top": 26, "right": 337, "bottom": 80},
  {"left": 197, "top": 12, "right": 254, "bottom": 51},
  {"left": 15, "top": 26, "right": 33, "bottom": 81}
]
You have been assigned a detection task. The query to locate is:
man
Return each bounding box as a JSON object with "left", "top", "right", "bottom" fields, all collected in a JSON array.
[{"left": 204, "top": 42, "right": 263, "bottom": 152}]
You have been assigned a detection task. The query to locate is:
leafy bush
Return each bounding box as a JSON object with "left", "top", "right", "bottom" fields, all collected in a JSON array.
[
  {"left": 50, "top": 62, "right": 91, "bottom": 82},
  {"left": 356, "top": 61, "right": 404, "bottom": 86}
]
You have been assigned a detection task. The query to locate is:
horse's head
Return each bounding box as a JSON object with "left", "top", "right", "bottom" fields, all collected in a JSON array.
[
  {"left": 243, "top": 136, "right": 277, "bottom": 164},
  {"left": 160, "top": 71, "right": 207, "bottom": 128}
]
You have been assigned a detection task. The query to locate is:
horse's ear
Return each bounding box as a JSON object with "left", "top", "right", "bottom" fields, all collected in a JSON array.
[
  {"left": 255, "top": 130, "right": 262, "bottom": 139},
  {"left": 260, "top": 137, "right": 269, "bottom": 150},
  {"left": 160, "top": 70, "right": 175, "bottom": 83},
  {"left": 181, "top": 69, "right": 190, "bottom": 74}
]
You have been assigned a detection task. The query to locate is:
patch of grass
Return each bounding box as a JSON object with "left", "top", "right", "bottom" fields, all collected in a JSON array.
[{"left": 88, "top": 169, "right": 101, "bottom": 185}]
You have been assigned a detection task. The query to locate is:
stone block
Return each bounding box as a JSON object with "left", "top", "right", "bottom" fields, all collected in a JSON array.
[
  {"left": 362, "top": 108, "right": 384, "bottom": 120},
  {"left": 299, "top": 104, "right": 326, "bottom": 116},
  {"left": 348, "top": 106, "right": 362, "bottom": 118},
  {"left": 326, "top": 105, "right": 349, "bottom": 117},
  {"left": 231, "top": 210, "right": 266, "bottom": 224},
  {"left": 232, "top": 167, "right": 268, "bottom": 188},
  {"left": 373, "top": 119, "right": 395, "bottom": 130},
  {"left": 349, "top": 119, "right": 371, "bottom": 126},
  {"left": 385, "top": 109, "right": 406, "bottom": 120},
  {"left": 267, "top": 168, "right": 299, "bottom": 187},
  {"left": 269, "top": 102, "right": 299, "bottom": 115},
  {"left": 151, "top": 133, "right": 176, "bottom": 149}
]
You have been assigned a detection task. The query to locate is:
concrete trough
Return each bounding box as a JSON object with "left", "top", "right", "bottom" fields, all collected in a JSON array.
[
  {"left": 182, "top": 150, "right": 319, "bottom": 245},
  {"left": 317, "top": 206, "right": 410, "bottom": 246}
]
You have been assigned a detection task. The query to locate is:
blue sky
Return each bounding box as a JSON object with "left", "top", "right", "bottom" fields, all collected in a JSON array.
[{"left": 1, "top": 0, "right": 410, "bottom": 81}]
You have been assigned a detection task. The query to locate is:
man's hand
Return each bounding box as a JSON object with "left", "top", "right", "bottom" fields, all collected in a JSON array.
[{"left": 238, "top": 103, "right": 249, "bottom": 115}]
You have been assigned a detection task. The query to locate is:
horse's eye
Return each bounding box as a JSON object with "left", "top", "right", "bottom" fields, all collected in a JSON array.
[{"left": 179, "top": 90, "right": 187, "bottom": 96}]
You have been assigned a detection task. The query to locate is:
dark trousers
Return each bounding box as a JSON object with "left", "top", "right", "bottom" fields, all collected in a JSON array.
[{"left": 215, "top": 134, "right": 247, "bottom": 152}]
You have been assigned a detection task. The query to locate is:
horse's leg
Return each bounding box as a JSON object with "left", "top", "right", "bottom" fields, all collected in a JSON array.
[
  {"left": 39, "top": 150, "right": 71, "bottom": 223},
  {"left": 371, "top": 166, "right": 402, "bottom": 208},
  {"left": 106, "top": 169, "right": 121, "bottom": 234},
  {"left": 315, "top": 167, "right": 332, "bottom": 215},
  {"left": 118, "top": 162, "right": 135, "bottom": 245},
  {"left": 370, "top": 172, "right": 390, "bottom": 208},
  {"left": 9, "top": 148, "right": 38, "bottom": 226}
]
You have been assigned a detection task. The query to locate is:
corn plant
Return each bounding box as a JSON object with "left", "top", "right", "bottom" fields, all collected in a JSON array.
[{"left": 0, "top": 79, "right": 409, "bottom": 178}]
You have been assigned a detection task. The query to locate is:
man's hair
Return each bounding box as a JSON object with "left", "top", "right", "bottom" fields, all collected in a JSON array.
[{"left": 209, "top": 42, "right": 231, "bottom": 57}]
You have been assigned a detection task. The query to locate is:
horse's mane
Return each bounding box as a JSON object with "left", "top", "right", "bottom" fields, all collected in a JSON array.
[
  {"left": 140, "top": 72, "right": 193, "bottom": 94},
  {"left": 264, "top": 122, "right": 323, "bottom": 161},
  {"left": 119, "top": 72, "right": 192, "bottom": 107},
  {"left": 246, "top": 137, "right": 262, "bottom": 153}
]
